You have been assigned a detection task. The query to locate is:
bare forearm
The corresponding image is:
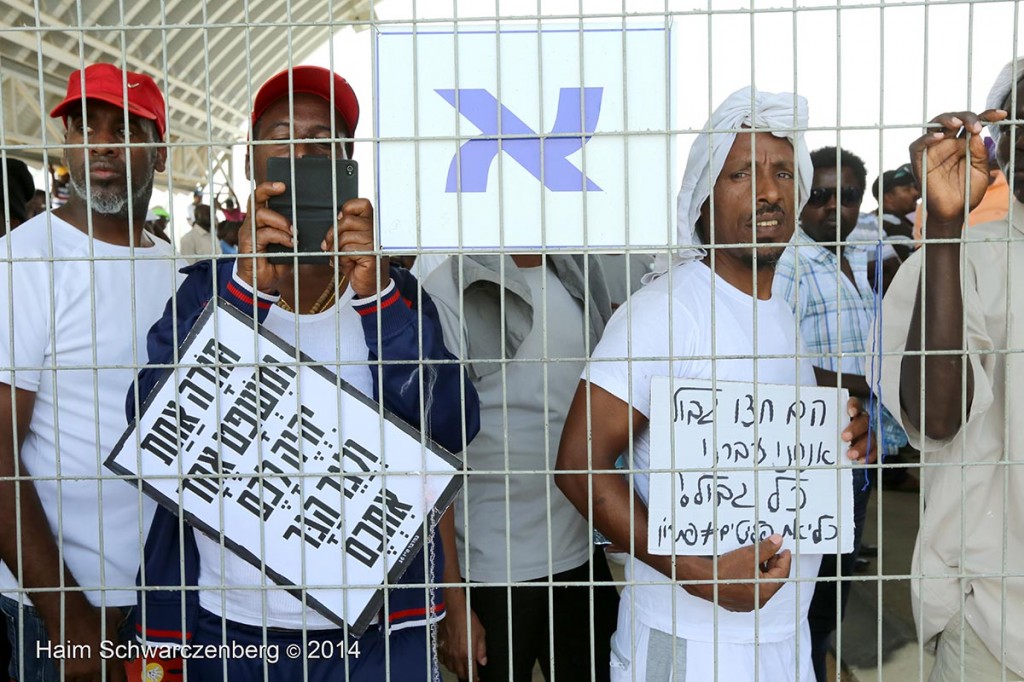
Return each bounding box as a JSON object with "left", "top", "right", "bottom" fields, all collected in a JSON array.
[
  {"left": 557, "top": 455, "right": 713, "bottom": 585},
  {"left": 0, "top": 474, "right": 123, "bottom": 678},
  {"left": 899, "top": 106, "right": 1001, "bottom": 437},
  {"left": 437, "top": 507, "right": 466, "bottom": 605},
  {"left": 0, "top": 476, "right": 93, "bottom": 627},
  {"left": 556, "top": 383, "right": 704, "bottom": 582},
  {"left": 435, "top": 502, "right": 486, "bottom": 678},
  {"left": 0, "top": 386, "right": 95, "bottom": 638},
  {"left": 901, "top": 236, "right": 974, "bottom": 439},
  {"left": 564, "top": 468, "right": 684, "bottom": 579}
]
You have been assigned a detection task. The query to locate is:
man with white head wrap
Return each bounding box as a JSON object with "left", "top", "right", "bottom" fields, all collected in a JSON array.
[
  {"left": 557, "top": 87, "right": 874, "bottom": 681},
  {"left": 877, "top": 61, "right": 1024, "bottom": 681},
  {"left": 652, "top": 86, "right": 814, "bottom": 272}
]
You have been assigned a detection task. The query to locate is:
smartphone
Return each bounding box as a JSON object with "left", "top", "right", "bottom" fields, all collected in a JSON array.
[{"left": 265, "top": 157, "right": 359, "bottom": 265}]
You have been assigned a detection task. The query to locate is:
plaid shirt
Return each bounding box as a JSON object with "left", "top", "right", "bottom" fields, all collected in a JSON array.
[{"left": 774, "top": 229, "right": 908, "bottom": 455}]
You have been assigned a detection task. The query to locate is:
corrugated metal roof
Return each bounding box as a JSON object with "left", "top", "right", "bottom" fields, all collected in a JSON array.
[{"left": 0, "top": 0, "right": 374, "bottom": 190}]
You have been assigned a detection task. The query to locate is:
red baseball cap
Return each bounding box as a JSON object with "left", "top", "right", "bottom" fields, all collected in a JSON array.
[
  {"left": 251, "top": 66, "right": 359, "bottom": 139},
  {"left": 50, "top": 63, "right": 167, "bottom": 140}
]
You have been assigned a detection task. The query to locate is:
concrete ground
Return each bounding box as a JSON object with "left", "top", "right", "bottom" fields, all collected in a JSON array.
[{"left": 835, "top": 471, "right": 932, "bottom": 682}]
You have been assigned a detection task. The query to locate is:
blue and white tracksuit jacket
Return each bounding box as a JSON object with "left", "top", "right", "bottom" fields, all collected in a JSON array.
[{"left": 125, "top": 258, "right": 480, "bottom": 679}]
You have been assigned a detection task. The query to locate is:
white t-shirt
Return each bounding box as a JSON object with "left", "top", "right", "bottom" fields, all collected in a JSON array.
[
  {"left": 851, "top": 213, "right": 915, "bottom": 263},
  {"left": 586, "top": 261, "right": 821, "bottom": 644},
  {"left": 195, "top": 283, "right": 373, "bottom": 629},
  {"left": 451, "top": 265, "right": 591, "bottom": 582},
  {"left": 0, "top": 213, "right": 181, "bottom": 607}
]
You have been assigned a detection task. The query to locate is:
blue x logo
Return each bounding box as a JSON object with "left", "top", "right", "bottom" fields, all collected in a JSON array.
[{"left": 436, "top": 87, "right": 604, "bottom": 193}]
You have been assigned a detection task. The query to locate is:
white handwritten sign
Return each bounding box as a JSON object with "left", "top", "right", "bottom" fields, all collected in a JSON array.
[
  {"left": 647, "top": 378, "right": 854, "bottom": 556},
  {"left": 105, "top": 299, "right": 462, "bottom": 637}
]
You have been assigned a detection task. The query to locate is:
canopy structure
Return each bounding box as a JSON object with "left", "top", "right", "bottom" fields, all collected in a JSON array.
[{"left": 0, "top": 0, "right": 373, "bottom": 192}]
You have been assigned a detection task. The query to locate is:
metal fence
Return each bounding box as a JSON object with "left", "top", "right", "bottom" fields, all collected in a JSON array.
[{"left": 0, "top": 1, "right": 1022, "bottom": 680}]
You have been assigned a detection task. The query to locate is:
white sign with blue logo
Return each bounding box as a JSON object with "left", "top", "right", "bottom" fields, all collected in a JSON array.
[{"left": 374, "top": 22, "right": 675, "bottom": 250}]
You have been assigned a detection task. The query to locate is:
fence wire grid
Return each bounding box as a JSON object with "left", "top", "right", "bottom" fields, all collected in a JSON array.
[{"left": 0, "top": 1, "right": 1021, "bottom": 681}]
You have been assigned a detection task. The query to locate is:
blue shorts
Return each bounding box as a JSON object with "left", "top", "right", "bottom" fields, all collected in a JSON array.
[{"left": 185, "top": 607, "right": 435, "bottom": 681}]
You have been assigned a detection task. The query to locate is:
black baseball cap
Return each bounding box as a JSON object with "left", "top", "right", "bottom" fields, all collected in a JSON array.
[
  {"left": 871, "top": 163, "right": 916, "bottom": 200},
  {"left": 0, "top": 158, "right": 35, "bottom": 224}
]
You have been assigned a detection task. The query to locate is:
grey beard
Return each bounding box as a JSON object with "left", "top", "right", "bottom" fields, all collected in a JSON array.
[{"left": 68, "top": 167, "right": 155, "bottom": 217}]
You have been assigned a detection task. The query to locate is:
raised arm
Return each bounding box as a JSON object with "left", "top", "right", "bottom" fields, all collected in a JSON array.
[{"left": 900, "top": 109, "right": 1005, "bottom": 440}]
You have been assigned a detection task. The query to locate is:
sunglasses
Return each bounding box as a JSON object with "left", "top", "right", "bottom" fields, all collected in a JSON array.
[{"left": 807, "top": 186, "right": 864, "bottom": 208}]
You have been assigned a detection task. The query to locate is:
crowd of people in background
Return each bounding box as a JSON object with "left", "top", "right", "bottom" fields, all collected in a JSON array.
[{"left": 0, "top": 52, "right": 1021, "bottom": 682}]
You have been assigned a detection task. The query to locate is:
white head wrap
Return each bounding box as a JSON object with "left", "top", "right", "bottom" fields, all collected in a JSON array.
[
  {"left": 985, "top": 56, "right": 1024, "bottom": 146},
  {"left": 648, "top": 86, "right": 813, "bottom": 280}
]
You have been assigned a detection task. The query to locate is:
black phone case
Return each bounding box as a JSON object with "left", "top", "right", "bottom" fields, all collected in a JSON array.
[{"left": 265, "top": 157, "right": 359, "bottom": 265}]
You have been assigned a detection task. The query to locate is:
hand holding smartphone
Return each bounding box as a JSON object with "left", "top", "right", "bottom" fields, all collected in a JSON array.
[{"left": 265, "top": 156, "right": 359, "bottom": 265}]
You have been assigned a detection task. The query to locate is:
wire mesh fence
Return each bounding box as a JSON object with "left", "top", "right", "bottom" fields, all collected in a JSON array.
[{"left": 0, "top": 1, "right": 1022, "bottom": 681}]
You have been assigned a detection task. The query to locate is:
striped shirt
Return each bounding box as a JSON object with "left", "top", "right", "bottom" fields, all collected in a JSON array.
[{"left": 774, "top": 229, "right": 908, "bottom": 455}]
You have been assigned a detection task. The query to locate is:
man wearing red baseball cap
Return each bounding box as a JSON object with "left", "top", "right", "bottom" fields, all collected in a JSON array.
[
  {"left": 49, "top": 63, "right": 168, "bottom": 228},
  {"left": 125, "top": 65, "right": 478, "bottom": 681},
  {"left": 0, "top": 62, "right": 180, "bottom": 681}
]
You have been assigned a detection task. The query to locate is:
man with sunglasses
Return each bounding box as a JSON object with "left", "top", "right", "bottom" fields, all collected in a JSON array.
[{"left": 773, "top": 146, "right": 908, "bottom": 681}]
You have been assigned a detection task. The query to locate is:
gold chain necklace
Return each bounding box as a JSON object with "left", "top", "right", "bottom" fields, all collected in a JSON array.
[{"left": 277, "top": 274, "right": 348, "bottom": 315}]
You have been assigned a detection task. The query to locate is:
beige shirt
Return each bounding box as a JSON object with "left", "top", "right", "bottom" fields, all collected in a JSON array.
[
  {"left": 879, "top": 207, "right": 1024, "bottom": 675},
  {"left": 178, "top": 224, "right": 221, "bottom": 264}
]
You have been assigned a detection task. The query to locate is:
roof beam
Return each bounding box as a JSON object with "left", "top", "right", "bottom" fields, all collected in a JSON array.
[
  {"left": 2, "top": 0, "right": 240, "bottom": 136},
  {"left": 0, "top": 28, "right": 237, "bottom": 141}
]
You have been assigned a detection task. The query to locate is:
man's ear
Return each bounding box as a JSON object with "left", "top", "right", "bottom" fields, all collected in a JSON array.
[
  {"left": 62, "top": 129, "right": 71, "bottom": 169},
  {"left": 153, "top": 146, "right": 167, "bottom": 174},
  {"left": 243, "top": 149, "right": 251, "bottom": 182}
]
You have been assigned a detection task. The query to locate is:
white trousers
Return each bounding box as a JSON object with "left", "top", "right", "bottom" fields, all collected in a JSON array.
[{"left": 609, "top": 598, "right": 814, "bottom": 682}]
